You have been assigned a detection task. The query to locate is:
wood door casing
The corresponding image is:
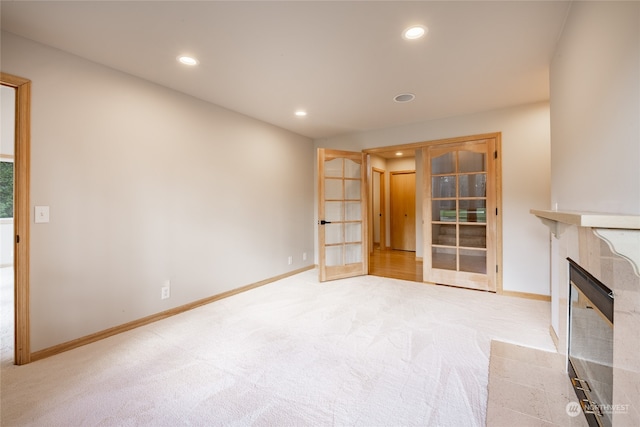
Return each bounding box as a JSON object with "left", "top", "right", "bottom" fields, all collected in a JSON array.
[{"left": 390, "top": 171, "right": 416, "bottom": 251}]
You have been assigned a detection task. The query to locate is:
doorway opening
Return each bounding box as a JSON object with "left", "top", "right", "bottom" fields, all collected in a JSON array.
[
  {"left": 367, "top": 150, "right": 422, "bottom": 282},
  {"left": 364, "top": 132, "right": 502, "bottom": 291},
  {"left": 1, "top": 72, "right": 31, "bottom": 365},
  {"left": 1, "top": 103, "right": 14, "bottom": 367},
  {"left": 1, "top": 85, "right": 16, "bottom": 366}
]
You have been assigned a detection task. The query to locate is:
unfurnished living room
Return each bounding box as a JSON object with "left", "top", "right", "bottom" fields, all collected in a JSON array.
[{"left": 1, "top": 1, "right": 638, "bottom": 426}]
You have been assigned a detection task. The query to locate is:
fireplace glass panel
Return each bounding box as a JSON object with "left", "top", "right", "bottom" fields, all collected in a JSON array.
[{"left": 569, "top": 272, "right": 614, "bottom": 427}]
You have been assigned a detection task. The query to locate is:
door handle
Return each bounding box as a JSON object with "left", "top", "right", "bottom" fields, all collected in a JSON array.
[{"left": 320, "top": 220, "right": 332, "bottom": 225}]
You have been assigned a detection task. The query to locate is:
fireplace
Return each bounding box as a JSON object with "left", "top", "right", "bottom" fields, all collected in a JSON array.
[
  {"left": 568, "top": 258, "right": 614, "bottom": 427},
  {"left": 530, "top": 208, "right": 640, "bottom": 425}
]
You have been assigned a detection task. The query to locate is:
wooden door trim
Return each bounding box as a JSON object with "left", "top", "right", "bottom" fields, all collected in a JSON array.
[
  {"left": 363, "top": 132, "right": 501, "bottom": 157},
  {"left": 1, "top": 72, "right": 31, "bottom": 365},
  {"left": 495, "top": 134, "right": 503, "bottom": 293}
]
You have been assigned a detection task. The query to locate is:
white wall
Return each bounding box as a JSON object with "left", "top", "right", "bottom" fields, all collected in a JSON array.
[
  {"left": 1, "top": 32, "right": 315, "bottom": 351},
  {"left": 550, "top": 1, "right": 639, "bottom": 215},
  {"left": 548, "top": 1, "right": 640, "bottom": 341},
  {"left": 548, "top": 5, "right": 639, "bottom": 422},
  {"left": 315, "top": 102, "right": 551, "bottom": 295}
]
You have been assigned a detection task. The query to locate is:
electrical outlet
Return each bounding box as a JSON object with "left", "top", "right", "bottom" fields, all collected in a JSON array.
[
  {"left": 288, "top": 256, "right": 293, "bottom": 265},
  {"left": 303, "top": 252, "right": 307, "bottom": 261},
  {"left": 161, "top": 280, "right": 170, "bottom": 300},
  {"left": 34, "top": 206, "right": 50, "bottom": 223}
]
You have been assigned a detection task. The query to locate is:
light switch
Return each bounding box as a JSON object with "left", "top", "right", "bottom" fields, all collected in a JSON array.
[{"left": 34, "top": 206, "right": 50, "bottom": 223}]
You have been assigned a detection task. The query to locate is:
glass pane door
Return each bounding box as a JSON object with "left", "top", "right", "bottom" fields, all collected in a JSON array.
[
  {"left": 318, "top": 149, "right": 367, "bottom": 282},
  {"left": 425, "top": 139, "right": 496, "bottom": 291}
]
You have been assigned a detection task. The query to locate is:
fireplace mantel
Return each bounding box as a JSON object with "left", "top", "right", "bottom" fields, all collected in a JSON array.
[{"left": 531, "top": 209, "right": 640, "bottom": 276}]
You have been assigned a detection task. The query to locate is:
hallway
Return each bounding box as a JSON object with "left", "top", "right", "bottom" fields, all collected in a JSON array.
[{"left": 369, "top": 248, "right": 422, "bottom": 282}]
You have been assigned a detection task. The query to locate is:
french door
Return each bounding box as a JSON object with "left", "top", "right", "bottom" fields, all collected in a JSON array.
[
  {"left": 317, "top": 149, "right": 368, "bottom": 282},
  {"left": 423, "top": 138, "right": 498, "bottom": 291}
]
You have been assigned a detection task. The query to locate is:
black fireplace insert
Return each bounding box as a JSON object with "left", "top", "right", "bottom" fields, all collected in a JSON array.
[{"left": 567, "top": 258, "right": 614, "bottom": 427}]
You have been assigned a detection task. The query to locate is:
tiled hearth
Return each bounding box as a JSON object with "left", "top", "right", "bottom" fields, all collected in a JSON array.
[{"left": 486, "top": 340, "right": 588, "bottom": 426}]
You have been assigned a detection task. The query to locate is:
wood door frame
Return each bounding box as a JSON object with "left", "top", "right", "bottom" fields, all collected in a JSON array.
[
  {"left": 363, "top": 132, "right": 502, "bottom": 292},
  {"left": 370, "top": 167, "right": 386, "bottom": 252},
  {"left": 1, "top": 72, "right": 31, "bottom": 365}
]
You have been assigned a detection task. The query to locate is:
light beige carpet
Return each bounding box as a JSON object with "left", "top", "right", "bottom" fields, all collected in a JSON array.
[
  {"left": 1, "top": 269, "right": 554, "bottom": 426},
  {"left": 0, "top": 266, "right": 14, "bottom": 370}
]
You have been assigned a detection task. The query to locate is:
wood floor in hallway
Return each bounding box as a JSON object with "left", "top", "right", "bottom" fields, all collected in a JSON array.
[{"left": 369, "top": 248, "right": 423, "bottom": 282}]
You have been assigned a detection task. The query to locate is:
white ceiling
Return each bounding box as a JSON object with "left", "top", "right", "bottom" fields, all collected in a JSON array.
[{"left": 0, "top": 1, "right": 571, "bottom": 140}]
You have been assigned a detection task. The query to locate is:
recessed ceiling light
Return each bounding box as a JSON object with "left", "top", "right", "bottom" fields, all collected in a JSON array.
[
  {"left": 395, "top": 152, "right": 404, "bottom": 157},
  {"left": 177, "top": 55, "right": 199, "bottom": 66},
  {"left": 394, "top": 93, "right": 415, "bottom": 103},
  {"left": 295, "top": 111, "right": 307, "bottom": 117},
  {"left": 403, "top": 25, "right": 427, "bottom": 40}
]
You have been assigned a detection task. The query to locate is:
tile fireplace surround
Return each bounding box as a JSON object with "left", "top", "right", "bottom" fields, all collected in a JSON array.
[{"left": 531, "top": 209, "right": 640, "bottom": 426}]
